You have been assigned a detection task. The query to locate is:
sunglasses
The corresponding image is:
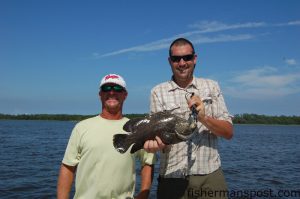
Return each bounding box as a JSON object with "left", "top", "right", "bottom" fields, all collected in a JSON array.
[
  {"left": 101, "top": 85, "right": 124, "bottom": 92},
  {"left": 170, "top": 54, "right": 194, "bottom": 63}
]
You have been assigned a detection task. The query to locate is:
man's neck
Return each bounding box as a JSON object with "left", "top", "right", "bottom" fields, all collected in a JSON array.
[
  {"left": 173, "top": 76, "right": 193, "bottom": 89},
  {"left": 100, "top": 110, "right": 123, "bottom": 120}
]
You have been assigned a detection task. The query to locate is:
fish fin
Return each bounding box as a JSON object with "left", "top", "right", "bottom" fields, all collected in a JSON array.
[
  {"left": 123, "top": 117, "right": 149, "bottom": 132},
  {"left": 113, "top": 134, "right": 131, "bottom": 154},
  {"left": 130, "top": 143, "right": 144, "bottom": 154}
]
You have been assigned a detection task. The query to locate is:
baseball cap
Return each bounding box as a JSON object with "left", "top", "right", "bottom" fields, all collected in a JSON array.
[{"left": 99, "top": 74, "right": 126, "bottom": 90}]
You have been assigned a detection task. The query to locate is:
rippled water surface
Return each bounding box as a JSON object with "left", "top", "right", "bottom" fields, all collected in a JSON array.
[{"left": 0, "top": 120, "right": 299, "bottom": 198}]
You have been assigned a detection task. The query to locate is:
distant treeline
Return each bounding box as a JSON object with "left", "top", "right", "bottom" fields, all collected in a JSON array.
[
  {"left": 233, "top": 113, "right": 300, "bottom": 125},
  {"left": 0, "top": 113, "right": 300, "bottom": 125},
  {"left": 0, "top": 113, "right": 146, "bottom": 121}
]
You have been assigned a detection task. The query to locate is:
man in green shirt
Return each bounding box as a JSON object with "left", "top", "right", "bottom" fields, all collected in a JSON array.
[{"left": 57, "top": 74, "right": 155, "bottom": 199}]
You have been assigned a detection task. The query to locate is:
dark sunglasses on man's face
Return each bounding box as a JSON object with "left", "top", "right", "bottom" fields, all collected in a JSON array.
[
  {"left": 170, "top": 54, "right": 194, "bottom": 63},
  {"left": 101, "top": 85, "right": 124, "bottom": 92}
]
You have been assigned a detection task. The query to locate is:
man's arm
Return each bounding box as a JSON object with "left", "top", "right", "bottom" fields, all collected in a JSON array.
[
  {"left": 57, "top": 163, "right": 76, "bottom": 199},
  {"left": 199, "top": 116, "right": 233, "bottom": 139},
  {"left": 135, "top": 164, "right": 154, "bottom": 199}
]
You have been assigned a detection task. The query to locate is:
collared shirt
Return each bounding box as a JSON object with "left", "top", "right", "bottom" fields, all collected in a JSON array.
[{"left": 150, "top": 76, "right": 232, "bottom": 178}]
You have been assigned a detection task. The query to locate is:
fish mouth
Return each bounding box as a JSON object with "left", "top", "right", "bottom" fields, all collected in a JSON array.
[
  {"left": 175, "top": 129, "right": 194, "bottom": 140},
  {"left": 174, "top": 121, "right": 197, "bottom": 140},
  {"left": 176, "top": 132, "right": 194, "bottom": 140}
]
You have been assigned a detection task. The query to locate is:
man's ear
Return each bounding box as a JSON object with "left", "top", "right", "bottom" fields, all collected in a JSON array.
[
  {"left": 168, "top": 57, "right": 172, "bottom": 66},
  {"left": 193, "top": 54, "right": 197, "bottom": 68}
]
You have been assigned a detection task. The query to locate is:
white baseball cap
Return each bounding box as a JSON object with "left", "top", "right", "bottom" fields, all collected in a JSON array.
[{"left": 99, "top": 74, "right": 126, "bottom": 90}]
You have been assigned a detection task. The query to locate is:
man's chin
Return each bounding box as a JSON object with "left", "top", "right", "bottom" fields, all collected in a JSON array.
[
  {"left": 106, "top": 100, "right": 121, "bottom": 107},
  {"left": 176, "top": 69, "right": 189, "bottom": 75},
  {"left": 176, "top": 73, "right": 190, "bottom": 81},
  {"left": 106, "top": 98, "right": 118, "bottom": 103}
]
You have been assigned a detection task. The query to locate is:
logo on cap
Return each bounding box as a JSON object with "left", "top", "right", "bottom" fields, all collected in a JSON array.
[{"left": 105, "top": 74, "right": 119, "bottom": 80}]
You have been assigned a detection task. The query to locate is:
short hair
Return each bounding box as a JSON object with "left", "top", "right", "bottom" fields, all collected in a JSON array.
[{"left": 169, "top": 38, "right": 195, "bottom": 56}]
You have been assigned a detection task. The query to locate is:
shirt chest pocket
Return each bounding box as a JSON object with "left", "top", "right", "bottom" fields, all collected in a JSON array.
[
  {"left": 198, "top": 88, "right": 215, "bottom": 117},
  {"left": 203, "top": 97, "right": 213, "bottom": 117}
]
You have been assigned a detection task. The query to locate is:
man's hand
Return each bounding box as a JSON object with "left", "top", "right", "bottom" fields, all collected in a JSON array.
[
  {"left": 135, "top": 190, "right": 150, "bottom": 199},
  {"left": 188, "top": 95, "right": 205, "bottom": 122},
  {"left": 143, "top": 136, "right": 166, "bottom": 153},
  {"left": 188, "top": 94, "right": 233, "bottom": 139}
]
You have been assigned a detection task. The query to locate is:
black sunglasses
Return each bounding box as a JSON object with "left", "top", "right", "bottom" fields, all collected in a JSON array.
[
  {"left": 101, "top": 85, "right": 124, "bottom": 92},
  {"left": 170, "top": 54, "right": 194, "bottom": 63}
]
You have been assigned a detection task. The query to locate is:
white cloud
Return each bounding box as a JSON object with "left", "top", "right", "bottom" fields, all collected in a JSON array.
[
  {"left": 96, "top": 34, "right": 254, "bottom": 58},
  {"left": 225, "top": 86, "right": 299, "bottom": 98},
  {"left": 188, "top": 21, "right": 266, "bottom": 33},
  {"left": 192, "top": 34, "right": 253, "bottom": 44},
  {"left": 287, "top": 20, "right": 300, "bottom": 25},
  {"left": 97, "top": 39, "right": 172, "bottom": 58},
  {"left": 285, "top": 58, "right": 297, "bottom": 65},
  {"left": 94, "top": 19, "right": 300, "bottom": 58},
  {"left": 224, "top": 66, "right": 300, "bottom": 99}
]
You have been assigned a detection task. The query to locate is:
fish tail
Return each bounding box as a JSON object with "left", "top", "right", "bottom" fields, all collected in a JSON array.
[{"left": 113, "top": 134, "right": 131, "bottom": 154}]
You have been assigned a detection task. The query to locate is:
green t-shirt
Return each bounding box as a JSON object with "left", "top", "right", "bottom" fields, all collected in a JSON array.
[{"left": 62, "top": 116, "right": 155, "bottom": 199}]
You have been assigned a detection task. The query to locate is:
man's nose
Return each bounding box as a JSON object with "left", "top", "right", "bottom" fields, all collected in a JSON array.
[
  {"left": 178, "top": 58, "right": 186, "bottom": 65},
  {"left": 108, "top": 90, "right": 116, "bottom": 95}
]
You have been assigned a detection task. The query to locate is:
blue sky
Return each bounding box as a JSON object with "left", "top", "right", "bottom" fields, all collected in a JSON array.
[{"left": 1, "top": 0, "right": 300, "bottom": 116}]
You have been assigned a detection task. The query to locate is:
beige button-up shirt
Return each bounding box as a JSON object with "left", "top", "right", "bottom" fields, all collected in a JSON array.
[{"left": 150, "top": 76, "right": 232, "bottom": 177}]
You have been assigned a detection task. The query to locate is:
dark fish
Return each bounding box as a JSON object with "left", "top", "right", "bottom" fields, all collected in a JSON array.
[{"left": 113, "top": 110, "right": 197, "bottom": 154}]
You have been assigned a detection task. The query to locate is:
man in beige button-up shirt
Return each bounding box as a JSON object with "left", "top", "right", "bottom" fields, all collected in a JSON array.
[{"left": 144, "top": 38, "right": 233, "bottom": 199}]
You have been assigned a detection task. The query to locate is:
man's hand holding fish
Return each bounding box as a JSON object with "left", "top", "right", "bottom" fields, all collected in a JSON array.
[{"left": 143, "top": 136, "right": 165, "bottom": 153}]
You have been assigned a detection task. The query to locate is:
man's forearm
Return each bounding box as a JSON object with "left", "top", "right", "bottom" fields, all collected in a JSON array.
[
  {"left": 136, "top": 164, "right": 154, "bottom": 199},
  {"left": 201, "top": 116, "right": 233, "bottom": 139},
  {"left": 57, "top": 164, "right": 76, "bottom": 199}
]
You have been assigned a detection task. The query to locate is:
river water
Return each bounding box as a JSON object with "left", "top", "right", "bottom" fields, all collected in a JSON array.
[{"left": 0, "top": 120, "right": 299, "bottom": 198}]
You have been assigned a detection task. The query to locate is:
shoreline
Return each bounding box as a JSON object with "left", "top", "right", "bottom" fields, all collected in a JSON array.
[{"left": 1, "top": 113, "right": 300, "bottom": 125}]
